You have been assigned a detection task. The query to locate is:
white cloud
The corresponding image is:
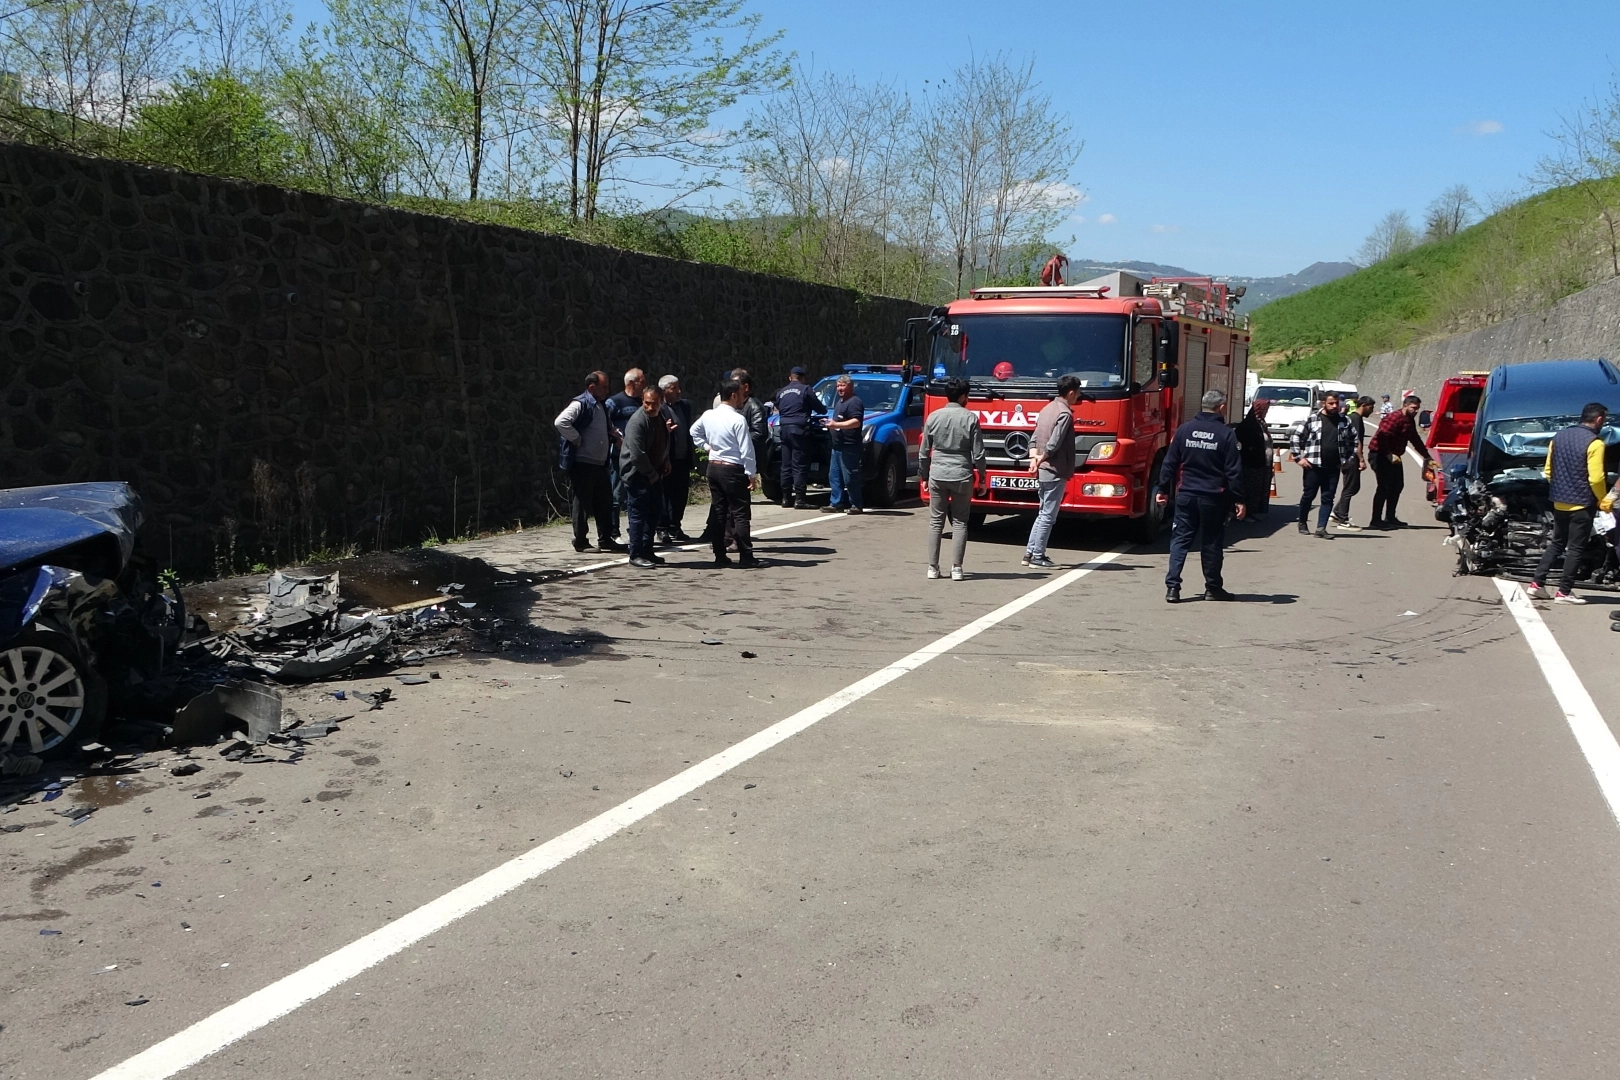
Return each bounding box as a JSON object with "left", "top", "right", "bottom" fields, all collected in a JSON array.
[
  {"left": 1151, "top": 224, "right": 1180, "bottom": 234},
  {"left": 1097, "top": 213, "right": 1117, "bottom": 225},
  {"left": 1463, "top": 119, "right": 1504, "bottom": 136},
  {"left": 1002, "top": 180, "right": 1086, "bottom": 213},
  {"left": 1070, "top": 215, "right": 1087, "bottom": 226}
]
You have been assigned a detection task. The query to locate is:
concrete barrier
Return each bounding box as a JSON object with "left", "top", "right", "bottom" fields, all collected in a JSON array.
[{"left": 1339, "top": 275, "right": 1620, "bottom": 401}]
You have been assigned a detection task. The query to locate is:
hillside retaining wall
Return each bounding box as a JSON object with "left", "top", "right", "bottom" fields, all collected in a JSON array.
[
  {"left": 0, "top": 143, "right": 926, "bottom": 575},
  {"left": 1339, "top": 275, "right": 1620, "bottom": 400}
]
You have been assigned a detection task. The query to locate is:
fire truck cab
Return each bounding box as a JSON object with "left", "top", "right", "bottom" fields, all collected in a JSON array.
[{"left": 911, "top": 273, "right": 1251, "bottom": 539}]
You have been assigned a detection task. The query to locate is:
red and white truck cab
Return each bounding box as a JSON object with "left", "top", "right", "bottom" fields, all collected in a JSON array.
[{"left": 911, "top": 274, "right": 1252, "bottom": 539}]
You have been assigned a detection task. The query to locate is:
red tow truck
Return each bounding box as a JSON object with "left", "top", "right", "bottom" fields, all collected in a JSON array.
[
  {"left": 1423, "top": 371, "right": 1487, "bottom": 515},
  {"left": 908, "top": 274, "right": 1252, "bottom": 539}
]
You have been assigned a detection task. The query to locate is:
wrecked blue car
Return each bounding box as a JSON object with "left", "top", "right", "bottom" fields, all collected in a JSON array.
[{"left": 0, "top": 483, "right": 182, "bottom": 757}]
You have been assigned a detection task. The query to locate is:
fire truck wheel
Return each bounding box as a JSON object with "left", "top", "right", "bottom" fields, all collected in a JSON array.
[{"left": 1130, "top": 464, "right": 1170, "bottom": 542}]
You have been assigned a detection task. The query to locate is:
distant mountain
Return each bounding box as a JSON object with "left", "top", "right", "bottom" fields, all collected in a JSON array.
[{"left": 1067, "top": 257, "right": 1358, "bottom": 311}]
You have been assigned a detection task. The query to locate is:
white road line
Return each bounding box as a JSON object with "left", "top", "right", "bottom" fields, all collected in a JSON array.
[
  {"left": 92, "top": 546, "right": 1128, "bottom": 1080},
  {"left": 1494, "top": 578, "right": 1620, "bottom": 824},
  {"left": 562, "top": 512, "right": 852, "bottom": 575}
]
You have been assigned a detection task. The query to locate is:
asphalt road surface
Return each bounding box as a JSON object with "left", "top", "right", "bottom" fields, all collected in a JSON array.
[{"left": 6, "top": 460, "right": 1620, "bottom": 1079}]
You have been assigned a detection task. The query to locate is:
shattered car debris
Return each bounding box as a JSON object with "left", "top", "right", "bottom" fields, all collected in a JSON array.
[{"left": 1444, "top": 360, "right": 1620, "bottom": 584}]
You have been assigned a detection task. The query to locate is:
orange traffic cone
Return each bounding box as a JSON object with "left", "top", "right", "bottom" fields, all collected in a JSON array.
[{"left": 1269, "top": 473, "right": 1279, "bottom": 499}]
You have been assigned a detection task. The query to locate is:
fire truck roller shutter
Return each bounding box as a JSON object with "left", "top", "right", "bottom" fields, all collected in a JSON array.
[
  {"left": 1207, "top": 353, "right": 1231, "bottom": 416},
  {"left": 1182, "top": 338, "right": 1207, "bottom": 423}
]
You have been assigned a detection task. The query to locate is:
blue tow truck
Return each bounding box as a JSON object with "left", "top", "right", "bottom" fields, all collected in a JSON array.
[{"left": 762, "top": 366, "right": 924, "bottom": 507}]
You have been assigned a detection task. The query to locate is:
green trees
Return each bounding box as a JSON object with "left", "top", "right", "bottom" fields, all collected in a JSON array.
[{"left": 126, "top": 69, "right": 291, "bottom": 179}]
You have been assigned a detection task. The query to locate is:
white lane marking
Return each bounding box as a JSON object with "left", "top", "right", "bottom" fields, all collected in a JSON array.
[
  {"left": 562, "top": 512, "right": 852, "bottom": 575},
  {"left": 1405, "top": 447, "right": 1427, "bottom": 467},
  {"left": 1494, "top": 578, "right": 1620, "bottom": 824},
  {"left": 93, "top": 547, "right": 1128, "bottom": 1080}
]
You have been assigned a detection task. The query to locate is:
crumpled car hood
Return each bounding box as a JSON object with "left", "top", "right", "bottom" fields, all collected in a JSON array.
[{"left": 0, "top": 483, "right": 144, "bottom": 576}]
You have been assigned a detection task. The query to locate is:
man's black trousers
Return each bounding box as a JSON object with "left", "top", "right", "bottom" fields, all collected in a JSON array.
[
  {"left": 1370, "top": 454, "right": 1406, "bottom": 524},
  {"left": 1534, "top": 506, "right": 1595, "bottom": 594},
  {"left": 625, "top": 474, "right": 663, "bottom": 559},
  {"left": 1165, "top": 492, "right": 1229, "bottom": 592},
  {"left": 568, "top": 462, "right": 614, "bottom": 546},
  {"left": 707, "top": 462, "right": 753, "bottom": 561},
  {"left": 662, "top": 463, "right": 690, "bottom": 536},
  {"left": 779, "top": 427, "right": 811, "bottom": 501}
]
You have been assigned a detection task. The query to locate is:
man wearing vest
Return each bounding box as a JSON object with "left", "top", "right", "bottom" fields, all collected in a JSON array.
[
  {"left": 554, "top": 371, "right": 626, "bottom": 554},
  {"left": 1528, "top": 402, "right": 1612, "bottom": 604}
]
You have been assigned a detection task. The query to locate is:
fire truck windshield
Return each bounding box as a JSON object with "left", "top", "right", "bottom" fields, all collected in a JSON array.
[{"left": 932, "top": 314, "right": 1127, "bottom": 389}]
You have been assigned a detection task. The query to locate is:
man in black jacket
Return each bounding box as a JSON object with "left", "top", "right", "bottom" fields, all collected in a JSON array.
[
  {"left": 1157, "top": 389, "right": 1247, "bottom": 603},
  {"left": 657, "top": 375, "right": 695, "bottom": 544},
  {"left": 620, "top": 385, "right": 672, "bottom": 568},
  {"left": 605, "top": 368, "right": 646, "bottom": 544}
]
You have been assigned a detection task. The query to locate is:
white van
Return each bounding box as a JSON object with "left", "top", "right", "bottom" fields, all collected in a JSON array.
[{"left": 1253, "top": 380, "right": 1315, "bottom": 444}]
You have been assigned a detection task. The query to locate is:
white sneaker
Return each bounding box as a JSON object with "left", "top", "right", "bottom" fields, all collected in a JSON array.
[
  {"left": 1333, "top": 519, "right": 1362, "bottom": 531},
  {"left": 950, "top": 567, "right": 966, "bottom": 581},
  {"left": 926, "top": 566, "right": 941, "bottom": 580},
  {"left": 1525, "top": 583, "right": 1548, "bottom": 599},
  {"left": 1554, "top": 591, "right": 1587, "bottom": 605}
]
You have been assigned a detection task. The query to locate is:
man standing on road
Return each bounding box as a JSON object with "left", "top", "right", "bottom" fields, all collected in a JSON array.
[
  {"left": 1528, "top": 402, "right": 1612, "bottom": 604},
  {"left": 657, "top": 375, "right": 695, "bottom": 545},
  {"left": 1379, "top": 394, "right": 1393, "bottom": 417},
  {"left": 1367, "top": 394, "right": 1434, "bottom": 529},
  {"left": 621, "top": 385, "right": 672, "bottom": 568},
  {"left": 1023, "top": 375, "right": 1082, "bottom": 570},
  {"left": 919, "top": 377, "right": 988, "bottom": 581},
  {"left": 554, "top": 371, "right": 626, "bottom": 554},
  {"left": 1234, "top": 397, "right": 1273, "bottom": 519},
  {"left": 1290, "top": 391, "right": 1352, "bottom": 538},
  {"left": 772, "top": 366, "right": 825, "bottom": 509},
  {"left": 691, "top": 375, "right": 760, "bottom": 568},
  {"left": 1159, "top": 389, "right": 1246, "bottom": 603},
  {"left": 823, "top": 374, "right": 866, "bottom": 515},
  {"left": 605, "top": 368, "right": 646, "bottom": 545},
  {"left": 1331, "top": 396, "right": 1375, "bottom": 530}
]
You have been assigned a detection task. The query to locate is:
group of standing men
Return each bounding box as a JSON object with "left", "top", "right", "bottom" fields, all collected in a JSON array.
[
  {"left": 555, "top": 367, "right": 767, "bottom": 570},
  {"left": 1228, "top": 390, "right": 1436, "bottom": 536}
]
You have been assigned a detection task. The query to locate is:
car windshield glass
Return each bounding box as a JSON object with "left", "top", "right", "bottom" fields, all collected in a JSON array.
[
  {"left": 813, "top": 378, "right": 899, "bottom": 415},
  {"left": 1478, "top": 417, "right": 1620, "bottom": 481},
  {"left": 931, "top": 314, "right": 1126, "bottom": 388},
  {"left": 1255, "top": 385, "right": 1311, "bottom": 406}
]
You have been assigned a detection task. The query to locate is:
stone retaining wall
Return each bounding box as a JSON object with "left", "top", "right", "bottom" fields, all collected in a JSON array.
[
  {"left": 0, "top": 143, "right": 926, "bottom": 574},
  {"left": 1339, "top": 275, "right": 1620, "bottom": 401}
]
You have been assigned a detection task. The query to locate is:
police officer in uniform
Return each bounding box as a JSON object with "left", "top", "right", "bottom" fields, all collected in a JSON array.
[
  {"left": 772, "top": 366, "right": 825, "bottom": 508},
  {"left": 1157, "top": 388, "right": 1246, "bottom": 603}
]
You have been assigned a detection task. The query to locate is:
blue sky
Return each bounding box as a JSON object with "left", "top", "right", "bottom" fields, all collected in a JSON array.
[{"left": 283, "top": 0, "right": 1616, "bottom": 277}]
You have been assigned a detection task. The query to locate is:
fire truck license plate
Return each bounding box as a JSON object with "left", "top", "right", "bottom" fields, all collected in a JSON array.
[{"left": 990, "top": 476, "right": 1039, "bottom": 491}]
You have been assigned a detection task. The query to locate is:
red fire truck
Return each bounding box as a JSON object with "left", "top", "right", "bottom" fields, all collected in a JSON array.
[{"left": 910, "top": 275, "right": 1252, "bottom": 539}]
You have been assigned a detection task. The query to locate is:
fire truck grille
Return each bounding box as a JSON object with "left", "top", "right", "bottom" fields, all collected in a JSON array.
[{"left": 981, "top": 431, "right": 1115, "bottom": 470}]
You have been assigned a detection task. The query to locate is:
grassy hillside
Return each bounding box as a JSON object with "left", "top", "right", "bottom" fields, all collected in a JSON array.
[{"left": 1253, "top": 179, "right": 1620, "bottom": 379}]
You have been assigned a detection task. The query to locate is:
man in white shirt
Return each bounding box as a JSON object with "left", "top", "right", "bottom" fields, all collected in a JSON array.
[{"left": 690, "top": 375, "right": 759, "bottom": 568}]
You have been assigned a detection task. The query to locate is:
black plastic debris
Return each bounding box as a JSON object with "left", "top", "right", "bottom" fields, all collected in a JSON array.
[
  {"left": 171, "top": 682, "right": 283, "bottom": 746},
  {"left": 700, "top": 638, "right": 723, "bottom": 645},
  {"left": 40, "top": 929, "right": 61, "bottom": 936},
  {"left": 740, "top": 651, "right": 757, "bottom": 659},
  {"left": 170, "top": 762, "right": 203, "bottom": 776},
  {"left": 124, "top": 997, "right": 149, "bottom": 1006},
  {"left": 193, "top": 791, "right": 211, "bottom": 799},
  {"left": 349, "top": 689, "right": 392, "bottom": 711},
  {"left": 396, "top": 675, "right": 431, "bottom": 686}
]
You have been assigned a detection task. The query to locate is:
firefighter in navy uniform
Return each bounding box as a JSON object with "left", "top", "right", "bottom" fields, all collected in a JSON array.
[
  {"left": 771, "top": 366, "right": 826, "bottom": 508},
  {"left": 1157, "top": 388, "right": 1247, "bottom": 603}
]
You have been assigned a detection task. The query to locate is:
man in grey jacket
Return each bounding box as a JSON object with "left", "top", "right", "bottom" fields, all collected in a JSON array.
[
  {"left": 1023, "top": 375, "right": 1082, "bottom": 570},
  {"left": 620, "top": 385, "right": 672, "bottom": 568},
  {"left": 919, "top": 377, "right": 988, "bottom": 580}
]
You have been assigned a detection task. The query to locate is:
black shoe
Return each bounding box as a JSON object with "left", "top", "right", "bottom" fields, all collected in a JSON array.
[
  {"left": 820, "top": 504, "right": 842, "bottom": 514},
  {"left": 1387, "top": 518, "right": 1408, "bottom": 528},
  {"left": 1610, "top": 609, "right": 1620, "bottom": 621},
  {"left": 1314, "top": 527, "right": 1330, "bottom": 539},
  {"left": 1297, "top": 521, "right": 1310, "bottom": 534},
  {"left": 712, "top": 555, "right": 734, "bottom": 568},
  {"left": 598, "top": 539, "right": 627, "bottom": 553},
  {"left": 1166, "top": 586, "right": 1181, "bottom": 604},
  {"left": 573, "top": 539, "right": 591, "bottom": 552},
  {"left": 646, "top": 552, "right": 667, "bottom": 565},
  {"left": 793, "top": 500, "right": 813, "bottom": 510},
  {"left": 670, "top": 530, "right": 695, "bottom": 544},
  {"left": 1204, "top": 587, "right": 1235, "bottom": 601},
  {"left": 629, "top": 556, "right": 656, "bottom": 568},
  {"left": 737, "top": 557, "right": 761, "bottom": 569}
]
